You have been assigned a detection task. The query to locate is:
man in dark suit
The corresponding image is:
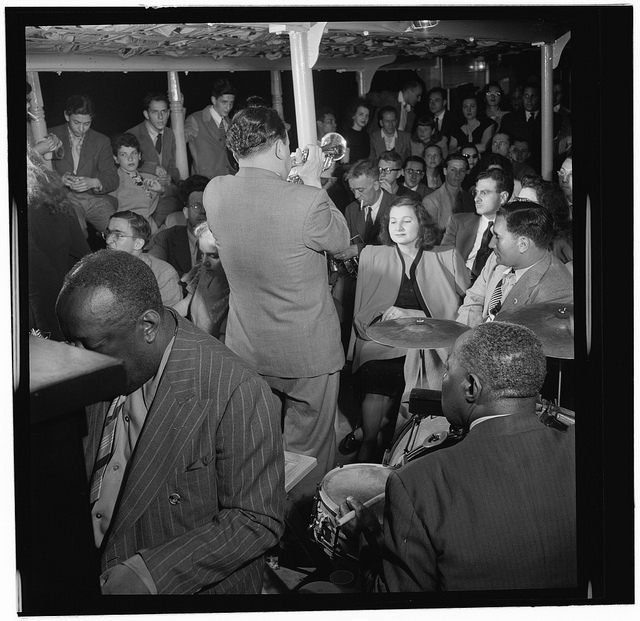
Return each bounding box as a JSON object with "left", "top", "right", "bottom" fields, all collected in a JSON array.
[
  {"left": 500, "top": 82, "right": 563, "bottom": 174},
  {"left": 456, "top": 200, "right": 573, "bottom": 326},
  {"left": 369, "top": 106, "right": 411, "bottom": 162},
  {"left": 50, "top": 95, "right": 119, "bottom": 236},
  {"left": 126, "top": 92, "right": 182, "bottom": 227},
  {"left": 204, "top": 106, "right": 350, "bottom": 509},
  {"left": 377, "top": 150, "right": 422, "bottom": 202},
  {"left": 366, "top": 79, "right": 423, "bottom": 133},
  {"left": 342, "top": 321, "right": 576, "bottom": 592},
  {"left": 440, "top": 167, "right": 513, "bottom": 282},
  {"left": 426, "top": 86, "right": 457, "bottom": 140},
  {"left": 147, "top": 175, "right": 210, "bottom": 284},
  {"left": 185, "top": 78, "right": 238, "bottom": 180},
  {"left": 55, "top": 249, "right": 285, "bottom": 594}
]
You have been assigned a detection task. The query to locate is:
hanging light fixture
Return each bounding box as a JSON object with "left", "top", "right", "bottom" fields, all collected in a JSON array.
[
  {"left": 469, "top": 55, "right": 486, "bottom": 72},
  {"left": 410, "top": 21, "right": 440, "bottom": 31}
]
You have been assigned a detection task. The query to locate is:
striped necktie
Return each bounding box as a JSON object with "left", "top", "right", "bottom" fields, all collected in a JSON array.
[
  {"left": 89, "top": 395, "right": 126, "bottom": 504},
  {"left": 487, "top": 268, "right": 514, "bottom": 321}
]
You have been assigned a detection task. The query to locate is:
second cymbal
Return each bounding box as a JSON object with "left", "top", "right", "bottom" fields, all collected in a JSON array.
[{"left": 366, "top": 317, "right": 470, "bottom": 349}]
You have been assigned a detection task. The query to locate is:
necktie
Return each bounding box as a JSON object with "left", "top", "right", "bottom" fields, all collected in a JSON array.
[
  {"left": 89, "top": 395, "right": 126, "bottom": 504},
  {"left": 71, "top": 135, "right": 82, "bottom": 174},
  {"left": 487, "top": 268, "right": 514, "bottom": 321},
  {"left": 471, "top": 222, "right": 493, "bottom": 278},
  {"left": 527, "top": 112, "right": 536, "bottom": 125},
  {"left": 219, "top": 119, "right": 227, "bottom": 142},
  {"left": 155, "top": 132, "right": 163, "bottom": 154},
  {"left": 364, "top": 206, "right": 374, "bottom": 241}
]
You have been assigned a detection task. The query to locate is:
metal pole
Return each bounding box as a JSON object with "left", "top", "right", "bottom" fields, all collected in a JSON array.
[
  {"left": 288, "top": 29, "right": 317, "bottom": 150},
  {"left": 270, "top": 70, "right": 285, "bottom": 122},
  {"left": 540, "top": 44, "right": 554, "bottom": 180},
  {"left": 26, "top": 71, "right": 52, "bottom": 167},
  {"left": 167, "top": 71, "right": 189, "bottom": 180},
  {"left": 356, "top": 71, "right": 366, "bottom": 98}
]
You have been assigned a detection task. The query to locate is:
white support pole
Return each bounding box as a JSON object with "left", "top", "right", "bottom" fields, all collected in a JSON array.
[
  {"left": 270, "top": 70, "right": 285, "bottom": 122},
  {"left": 540, "top": 43, "right": 554, "bottom": 180},
  {"left": 167, "top": 71, "right": 189, "bottom": 180},
  {"left": 356, "top": 71, "right": 366, "bottom": 98},
  {"left": 26, "top": 71, "right": 52, "bottom": 167},
  {"left": 288, "top": 29, "right": 317, "bottom": 150}
]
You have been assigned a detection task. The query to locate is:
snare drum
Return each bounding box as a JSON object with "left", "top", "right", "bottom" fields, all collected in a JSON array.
[
  {"left": 309, "top": 463, "right": 391, "bottom": 563},
  {"left": 383, "top": 415, "right": 456, "bottom": 467}
]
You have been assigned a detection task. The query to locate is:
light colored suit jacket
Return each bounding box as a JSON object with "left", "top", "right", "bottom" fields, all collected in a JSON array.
[
  {"left": 126, "top": 121, "right": 181, "bottom": 185},
  {"left": 370, "top": 129, "right": 412, "bottom": 162},
  {"left": 50, "top": 125, "right": 119, "bottom": 194},
  {"left": 185, "top": 106, "right": 236, "bottom": 179},
  {"left": 380, "top": 414, "right": 577, "bottom": 591},
  {"left": 422, "top": 183, "right": 475, "bottom": 239},
  {"left": 349, "top": 244, "right": 470, "bottom": 370},
  {"left": 203, "top": 167, "right": 350, "bottom": 378},
  {"left": 440, "top": 211, "right": 483, "bottom": 262},
  {"left": 84, "top": 315, "right": 285, "bottom": 594},
  {"left": 456, "top": 250, "right": 573, "bottom": 327}
]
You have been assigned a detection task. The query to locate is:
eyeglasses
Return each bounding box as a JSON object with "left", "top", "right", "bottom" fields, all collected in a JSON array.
[
  {"left": 492, "top": 140, "right": 509, "bottom": 147},
  {"left": 404, "top": 169, "right": 425, "bottom": 176},
  {"left": 557, "top": 169, "right": 572, "bottom": 180},
  {"left": 471, "top": 189, "right": 499, "bottom": 198},
  {"left": 189, "top": 202, "right": 205, "bottom": 213},
  {"left": 379, "top": 167, "right": 401, "bottom": 175},
  {"left": 462, "top": 153, "right": 479, "bottom": 159},
  {"left": 486, "top": 91, "right": 501, "bottom": 97},
  {"left": 102, "top": 231, "right": 136, "bottom": 241}
]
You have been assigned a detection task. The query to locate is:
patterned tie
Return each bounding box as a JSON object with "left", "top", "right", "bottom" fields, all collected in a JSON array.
[
  {"left": 219, "top": 119, "right": 227, "bottom": 142},
  {"left": 487, "top": 268, "right": 514, "bottom": 321},
  {"left": 471, "top": 221, "right": 494, "bottom": 279},
  {"left": 89, "top": 395, "right": 126, "bottom": 504},
  {"left": 155, "top": 132, "right": 163, "bottom": 154}
]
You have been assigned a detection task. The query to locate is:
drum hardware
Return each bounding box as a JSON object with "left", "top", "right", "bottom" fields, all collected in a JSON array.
[
  {"left": 366, "top": 316, "right": 470, "bottom": 349},
  {"left": 537, "top": 397, "right": 575, "bottom": 431}
]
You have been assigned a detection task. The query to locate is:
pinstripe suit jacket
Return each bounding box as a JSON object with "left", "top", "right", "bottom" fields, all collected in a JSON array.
[
  {"left": 84, "top": 314, "right": 286, "bottom": 594},
  {"left": 380, "top": 414, "right": 577, "bottom": 591},
  {"left": 456, "top": 250, "right": 573, "bottom": 327}
]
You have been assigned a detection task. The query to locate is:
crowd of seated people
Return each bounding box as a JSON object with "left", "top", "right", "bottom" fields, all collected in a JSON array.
[{"left": 26, "top": 72, "right": 575, "bottom": 596}]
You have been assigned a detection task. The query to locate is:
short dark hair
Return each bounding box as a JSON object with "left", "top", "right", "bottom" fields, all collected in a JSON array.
[
  {"left": 444, "top": 153, "right": 468, "bottom": 170},
  {"left": 226, "top": 106, "right": 287, "bottom": 159},
  {"left": 345, "top": 158, "right": 379, "bottom": 182},
  {"left": 403, "top": 155, "right": 426, "bottom": 170},
  {"left": 427, "top": 87, "right": 447, "bottom": 100},
  {"left": 111, "top": 132, "right": 141, "bottom": 156},
  {"left": 496, "top": 200, "right": 554, "bottom": 249},
  {"left": 520, "top": 176, "right": 572, "bottom": 225},
  {"left": 110, "top": 210, "right": 152, "bottom": 245},
  {"left": 457, "top": 322, "right": 547, "bottom": 399},
  {"left": 416, "top": 115, "right": 436, "bottom": 130},
  {"left": 143, "top": 92, "right": 169, "bottom": 111},
  {"left": 346, "top": 98, "right": 371, "bottom": 120},
  {"left": 524, "top": 81, "right": 542, "bottom": 94},
  {"left": 402, "top": 79, "right": 422, "bottom": 92},
  {"left": 481, "top": 81, "right": 506, "bottom": 100},
  {"left": 316, "top": 106, "right": 335, "bottom": 123},
  {"left": 378, "top": 150, "right": 403, "bottom": 165},
  {"left": 212, "top": 78, "right": 236, "bottom": 99},
  {"left": 56, "top": 249, "right": 164, "bottom": 328},
  {"left": 378, "top": 105, "right": 397, "bottom": 123},
  {"left": 64, "top": 95, "right": 94, "bottom": 117},
  {"left": 480, "top": 152, "right": 514, "bottom": 178},
  {"left": 475, "top": 167, "right": 514, "bottom": 197},
  {"left": 178, "top": 175, "right": 210, "bottom": 207},
  {"left": 379, "top": 196, "right": 439, "bottom": 250},
  {"left": 493, "top": 129, "right": 513, "bottom": 146}
]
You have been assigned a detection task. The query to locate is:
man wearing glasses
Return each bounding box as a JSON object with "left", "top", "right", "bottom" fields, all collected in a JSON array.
[
  {"left": 399, "top": 155, "right": 431, "bottom": 200},
  {"left": 377, "top": 150, "right": 421, "bottom": 201},
  {"left": 104, "top": 210, "right": 182, "bottom": 308},
  {"left": 147, "top": 175, "right": 210, "bottom": 284}
]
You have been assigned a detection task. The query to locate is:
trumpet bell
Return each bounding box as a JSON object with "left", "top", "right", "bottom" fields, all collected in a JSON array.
[{"left": 320, "top": 132, "right": 347, "bottom": 162}]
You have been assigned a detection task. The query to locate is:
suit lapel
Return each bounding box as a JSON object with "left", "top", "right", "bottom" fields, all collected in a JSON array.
[
  {"left": 105, "top": 320, "right": 207, "bottom": 542},
  {"left": 172, "top": 228, "right": 192, "bottom": 275},
  {"left": 502, "top": 252, "right": 552, "bottom": 310}
]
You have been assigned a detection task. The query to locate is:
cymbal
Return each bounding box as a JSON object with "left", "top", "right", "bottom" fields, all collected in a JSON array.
[
  {"left": 366, "top": 317, "right": 470, "bottom": 349},
  {"left": 496, "top": 303, "right": 574, "bottom": 359}
]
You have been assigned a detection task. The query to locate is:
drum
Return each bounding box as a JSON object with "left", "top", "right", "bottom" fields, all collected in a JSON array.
[
  {"left": 310, "top": 463, "right": 391, "bottom": 563},
  {"left": 383, "top": 415, "right": 458, "bottom": 467}
]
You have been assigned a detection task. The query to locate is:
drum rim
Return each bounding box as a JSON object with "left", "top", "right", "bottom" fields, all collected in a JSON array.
[
  {"left": 318, "top": 462, "right": 390, "bottom": 512},
  {"left": 387, "top": 415, "right": 451, "bottom": 466}
]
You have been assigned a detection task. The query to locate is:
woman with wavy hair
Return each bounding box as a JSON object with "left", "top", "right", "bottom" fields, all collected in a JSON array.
[{"left": 344, "top": 197, "right": 469, "bottom": 462}]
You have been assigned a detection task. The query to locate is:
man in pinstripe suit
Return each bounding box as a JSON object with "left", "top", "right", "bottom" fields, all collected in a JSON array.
[
  {"left": 55, "top": 249, "right": 285, "bottom": 594},
  {"left": 342, "top": 322, "right": 576, "bottom": 591}
]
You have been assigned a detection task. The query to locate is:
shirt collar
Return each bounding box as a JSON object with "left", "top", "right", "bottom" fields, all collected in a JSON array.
[
  {"left": 398, "top": 91, "right": 411, "bottom": 111},
  {"left": 67, "top": 127, "right": 85, "bottom": 146},
  {"left": 208, "top": 105, "right": 224, "bottom": 126},
  {"left": 381, "top": 128, "right": 398, "bottom": 139},
  {"left": 470, "top": 413, "right": 513, "bottom": 430},
  {"left": 145, "top": 121, "right": 161, "bottom": 140}
]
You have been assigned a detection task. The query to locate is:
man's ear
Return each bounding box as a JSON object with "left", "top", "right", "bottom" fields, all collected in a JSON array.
[
  {"left": 518, "top": 236, "right": 531, "bottom": 254},
  {"left": 143, "top": 110, "right": 150, "bottom": 122},
  {"left": 465, "top": 373, "right": 483, "bottom": 403},
  {"left": 274, "top": 138, "right": 287, "bottom": 161},
  {"left": 133, "top": 237, "right": 146, "bottom": 252},
  {"left": 499, "top": 191, "right": 509, "bottom": 205},
  {"left": 137, "top": 309, "right": 161, "bottom": 344},
  {"left": 373, "top": 179, "right": 380, "bottom": 192}
]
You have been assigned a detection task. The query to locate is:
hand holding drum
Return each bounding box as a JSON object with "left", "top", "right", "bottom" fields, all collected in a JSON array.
[{"left": 338, "top": 495, "right": 384, "bottom": 549}]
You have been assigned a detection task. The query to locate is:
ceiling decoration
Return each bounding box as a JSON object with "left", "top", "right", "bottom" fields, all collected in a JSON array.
[{"left": 25, "top": 22, "right": 546, "bottom": 64}]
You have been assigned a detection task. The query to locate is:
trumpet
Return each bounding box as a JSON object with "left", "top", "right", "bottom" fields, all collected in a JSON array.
[{"left": 287, "top": 132, "right": 347, "bottom": 183}]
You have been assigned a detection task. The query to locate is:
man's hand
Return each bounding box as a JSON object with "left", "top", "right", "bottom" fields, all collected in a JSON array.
[
  {"left": 34, "top": 134, "right": 62, "bottom": 156},
  {"left": 296, "top": 144, "right": 323, "bottom": 188},
  {"left": 338, "top": 495, "right": 383, "bottom": 550},
  {"left": 378, "top": 179, "right": 394, "bottom": 194},
  {"left": 100, "top": 564, "right": 151, "bottom": 594},
  {"left": 381, "top": 305, "right": 421, "bottom": 322},
  {"left": 68, "top": 176, "right": 100, "bottom": 193},
  {"left": 143, "top": 178, "right": 163, "bottom": 193},
  {"left": 332, "top": 244, "right": 359, "bottom": 261},
  {"left": 154, "top": 164, "right": 169, "bottom": 178}
]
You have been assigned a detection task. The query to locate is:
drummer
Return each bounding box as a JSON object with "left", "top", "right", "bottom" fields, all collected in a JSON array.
[
  {"left": 340, "top": 321, "right": 577, "bottom": 592},
  {"left": 344, "top": 196, "right": 469, "bottom": 462},
  {"left": 456, "top": 200, "right": 573, "bottom": 326}
]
